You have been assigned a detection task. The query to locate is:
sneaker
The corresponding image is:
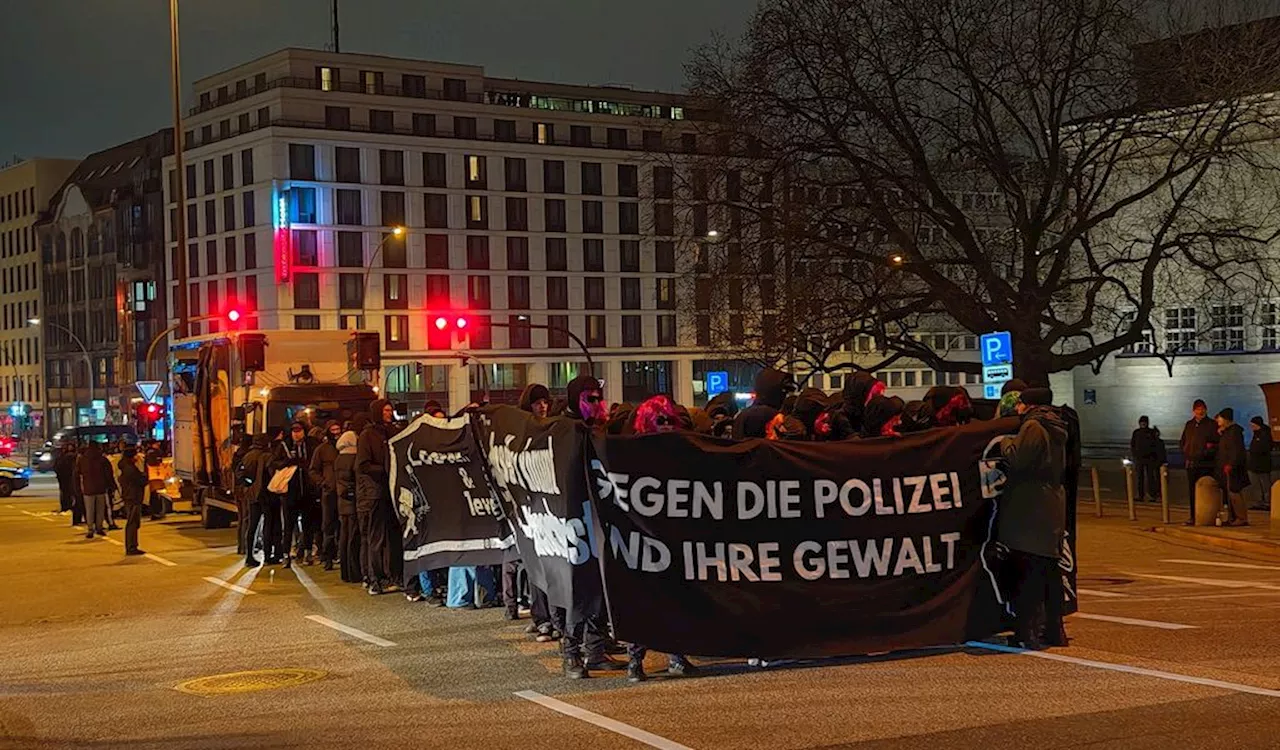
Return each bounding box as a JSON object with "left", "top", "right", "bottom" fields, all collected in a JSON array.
[
  {"left": 626, "top": 660, "right": 647, "bottom": 682},
  {"left": 368, "top": 582, "right": 383, "bottom": 596},
  {"left": 244, "top": 558, "right": 261, "bottom": 568},
  {"left": 668, "top": 659, "right": 698, "bottom": 677},
  {"left": 85, "top": 531, "right": 94, "bottom": 539},
  {"left": 524, "top": 623, "right": 540, "bottom": 635},
  {"left": 406, "top": 591, "right": 425, "bottom": 603},
  {"left": 504, "top": 607, "right": 520, "bottom": 621},
  {"left": 126, "top": 549, "right": 146, "bottom": 556},
  {"left": 562, "top": 655, "right": 588, "bottom": 680},
  {"left": 323, "top": 561, "right": 334, "bottom": 572},
  {"left": 584, "top": 655, "right": 624, "bottom": 671}
]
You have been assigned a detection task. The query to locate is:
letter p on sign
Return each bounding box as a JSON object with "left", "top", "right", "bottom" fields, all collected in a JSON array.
[{"left": 980, "top": 331, "right": 1012, "bottom": 367}]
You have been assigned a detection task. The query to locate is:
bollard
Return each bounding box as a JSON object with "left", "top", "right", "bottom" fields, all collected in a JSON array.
[
  {"left": 1159, "top": 464, "right": 1170, "bottom": 525},
  {"left": 1124, "top": 461, "right": 1137, "bottom": 521},
  {"left": 1092, "top": 466, "right": 1102, "bottom": 517}
]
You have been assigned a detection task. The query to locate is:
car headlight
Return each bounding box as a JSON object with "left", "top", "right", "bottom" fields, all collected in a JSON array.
[{"left": 39, "top": 452, "right": 52, "bottom": 462}]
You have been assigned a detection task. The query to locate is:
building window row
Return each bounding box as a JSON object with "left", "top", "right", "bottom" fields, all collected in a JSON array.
[{"left": 0, "top": 188, "right": 36, "bottom": 224}]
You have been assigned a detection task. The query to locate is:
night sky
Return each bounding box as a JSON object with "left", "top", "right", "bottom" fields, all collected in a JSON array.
[{"left": 0, "top": 0, "right": 753, "bottom": 162}]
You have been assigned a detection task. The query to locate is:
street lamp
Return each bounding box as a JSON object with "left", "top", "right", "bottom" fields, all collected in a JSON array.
[
  {"left": 512, "top": 314, "right": 595, "bottom": 373},
  {"left": 29, "top": 317, "right": 95, "bottom": 426},
  {"left": 360, "top": 226, "right": 407, "bottom": 327}
]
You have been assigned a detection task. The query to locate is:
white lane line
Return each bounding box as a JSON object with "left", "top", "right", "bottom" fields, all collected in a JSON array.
[
  {"left": 202, "top": 576, "right": 257, "bottom": 595},
  {"left": 5, "top": 504, "right": 15, "bottom": 508},
  {"left": 516, "top": 691, "right": 694, "bottom": 750},
  {"left": 101, "top": 536, "right": 123, "bottom": 546},
  {"left": 1124, "top": 571, "right": 1280, "bottom": 592},
  {"left": 20, "top": 510, "right": 57, "bottom": 523},
  {"left": 304, "top": 615, "right": 396, "bottom": 648},
  {"left": 1162, "top": 559, "right": 1280, "bottom": 572},
  {"left": 145, "top": 553, "right": 177, "bottom": 567},
  {"left": 1077, "top": 587, "right": 1129, "bottom": 598},
  {"left": 966, "top": 641, "right": 1280, "bottom": 698},
  {"left": 1071, "top": 613, "right": 1197, "bottom": 630}
]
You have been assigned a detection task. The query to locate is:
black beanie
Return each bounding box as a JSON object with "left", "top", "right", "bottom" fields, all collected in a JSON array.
[
  {"left": 1251, "top": 416, "right": 1266, "bottom": 428},
  {"left": 1217, "top": 407, "right": 1234, "bottom": 421},
  {"left": 1001, "top": 379, "right": 1030, "bottom": 396}
]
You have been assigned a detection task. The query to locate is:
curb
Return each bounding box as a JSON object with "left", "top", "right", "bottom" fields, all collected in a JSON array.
[{"left": 1148, "top": 525, "right": 1280, "bottom": 560}]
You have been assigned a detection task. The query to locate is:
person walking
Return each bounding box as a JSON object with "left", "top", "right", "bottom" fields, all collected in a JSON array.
[
  {"left": 74, "top": 442, "right": 116, "bottom": 539},
  {"left": 1215, "top": 408, "right": 1250, "bottom": 526},
  {"left": 1130, "top": 416, "right": 1162, "bottom": 502},
  {"left": 998, "top": 387, "right": 1068, "bottom": 650},
  {"left": 334, "top": 426, "right": 362, "bottom": 584},
  {"left": 274, "top": 421, "right": 320, "bottom": 568},
  {"left": 309, "top": 420, "right": 343, "bottom": 571},
  {"left": 1247, "top": 416, "right": 1273, "bottom": 511},
  {"left": 1180, "top": 399, "right": 1219, "bottom": 525},
  {"left": 356, "top": 400, "right": 399, "bottom": 594},
  {"left": 117, "top": 446, "right": 149, "bottom": 556}
]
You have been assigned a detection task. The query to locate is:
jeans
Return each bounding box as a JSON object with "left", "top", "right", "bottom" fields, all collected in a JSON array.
[
  {"left": 83, "top": 493, "right": 108, "bottom": 534},
  {"left": 124, "top": 503, "right": 143, "bottom": 551},
  {"left": 1135, "top": 460, "right": 1160, "bottom": 500},
  {"left": 263, "top": 496, "right": 283, "bottom": 562},
  {"left": 446, "top": 566, "right": 496, "bottom": 608},
  {"left": 1249, "top": 471, "right": 1273, "bottom": 508},
  {"left": 244, "top": 503, "right": 267, "bottom": 564},
  {"left": 283, "top": 497, "right": 318, "bottom": 559}
]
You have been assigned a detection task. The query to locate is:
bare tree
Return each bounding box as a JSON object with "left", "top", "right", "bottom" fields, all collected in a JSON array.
[{"left": 678, "top": 0, "right": 1280, "bottom": 385}]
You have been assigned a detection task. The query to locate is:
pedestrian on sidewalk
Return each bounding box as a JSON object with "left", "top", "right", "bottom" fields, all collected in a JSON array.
[
  {"left": 74, "top": 442, "right": 116, "bottom": 539},
  {"left": 1247, "top": 416, "right": 1273, "bottom": 511},
  {"left": 1130, "top": 416, "right": 1162, "bottom": 502},
  {"left": 1180, "top": 399, "right": 1219, "bottom": 526},
  {"left": 1216, "top": 408, "right": 1250, "bottom": 526},
  {"left": 117, "top": 447, "right": 149, "bottom": 556}
]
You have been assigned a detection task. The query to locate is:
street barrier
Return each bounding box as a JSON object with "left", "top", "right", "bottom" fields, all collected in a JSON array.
[
  {"left": 1160, "top": 464, "right": 1170, "bottom": 524},
  {"left": 1091, "top": 466, "right": 1102, "bottom": 518},
  {"left": 1124, "top": 461, "right": 1137, "bottom": 521},
  {"left": 1194, "top": 476, "right": 1220, "bottom": 526},
  {"left": 1273, "top": 481, "right": 1280, "bottom": 525}
]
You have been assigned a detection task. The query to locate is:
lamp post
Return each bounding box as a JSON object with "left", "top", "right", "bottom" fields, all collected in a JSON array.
[
  {"left": 143, "top": 310, "right": 242, "bottom": 382},
  {"left": 360, "top": 226, "right": 406, "bottom": 329},
  {"left": 169, "top": 0, "right": 190, "bottom": 339},
  {"left": 511, "top": 315, "right": 595, "bottom": 374},
  {"left": 29, "top": 318, "right": 94, "bottom": 426}
]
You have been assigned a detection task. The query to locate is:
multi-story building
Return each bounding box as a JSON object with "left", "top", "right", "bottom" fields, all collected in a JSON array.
[
  {"left": 166, "top": 48, "right": 711, "bottom": 411},
  {"left": 37, "top": 130, "right": 173, "bottom": 432},
  {"left": 0, "top": 157, "right": 78, "bottom": 436}
]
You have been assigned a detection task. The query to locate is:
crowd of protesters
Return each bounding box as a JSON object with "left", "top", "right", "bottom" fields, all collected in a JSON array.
[{"left": 52, "top": 437, "right": 167, "bottom": 556}]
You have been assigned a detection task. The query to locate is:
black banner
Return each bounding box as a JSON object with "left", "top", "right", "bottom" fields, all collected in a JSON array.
[
  {"left": 388, "top": 413, "right": 511, "bottom": 575},
  {"left": 473, "top": 406, "right": 603, "bottom": 631},
  {"left": 588, "top": 419, "right": 1030, "bottom": 658}
]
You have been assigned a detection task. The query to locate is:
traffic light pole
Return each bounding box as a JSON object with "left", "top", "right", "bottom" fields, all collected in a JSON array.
[
  {"left": 489, "top": 318, "right": 595, "bottom": 374},
  {"left": 144, "top": 312, "right": 240, "bottom": 382}
]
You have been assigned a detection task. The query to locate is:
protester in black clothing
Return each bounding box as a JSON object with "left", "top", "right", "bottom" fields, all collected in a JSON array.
[
  {"left": 356, "top": 399, "right": 401, "bottom": 594},
  {"left": 309, "top": 420, "right": 343, "bottom": 570},
  {"left": 334, "top": 428, "right": 362, "bottom": 583},
  {"left": 145, "top": 440, "right": 167, "bottom": 520},
  {"left": 732, "top": 368, "right": 795, "bottom": 439},
  {"left": 1130, "top": 416, "right": 1163, "bottom": 502},
  {"left": 1248, "top": 416, "right": 1273, "bottom": 511},
  {"left": 237, "top": 434, "right": 275, "bottom": 567},
  {"left": 1180, "top": 399, "right": 1219, "bottom": 525},
  {"left": 274, "top": 421, "right": 320, "bottom": 568},
  {"left": 1215, "top": 408, "right": 1250, "bottom": 526},
  {"left": 998, "top": 387, "right": 1068, "bottom": 649},
  {"left": 53, "top": 442, "right": 79, "bottom": 521},
  {"left": 231, "top": 435, "right": 254, "bottom": 555},
  {"left": 117, "top": 447, "right": 149, "bottom": 556},
  {"left": 506, "top": 384, "right": 555, "bottom": 625}
]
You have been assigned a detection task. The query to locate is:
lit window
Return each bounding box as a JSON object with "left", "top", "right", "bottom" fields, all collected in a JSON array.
[
  {"left": 319, "top": 67, "right": 334, "bottom": 92},
  {"left": 468, "top": 156, "right": 483, "bottom": 182},
  {"left": 469, "top": 196, "right": 484, "bottom": 223},
  {"left": 537, "top": 123, "right": 549, "bottom": 145}
]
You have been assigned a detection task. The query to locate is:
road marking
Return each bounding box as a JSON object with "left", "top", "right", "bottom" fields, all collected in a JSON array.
[
  {"left": 101, "top": 536, "right": 123, "bottom": 546},
  {"left": 516, "top": 691, "right": 695, "bottom": 750},
  {"left": 20, "top": 510, "right": 56, "bottom": 523},
  {"left": 1162, "top": 558, "right": 1280, "bottom": 572},
  {"left": 966, "top": 641, "right": 1280, "bottom": 698},
  {"left": 304, "top": 615, "right": 396, "bottom": 648},
  {"left": 1124, "top": 571, "right": 1280, "bottom": 592},
  {"left": 1077, "top": 587, "right": 1129, "bottom": 598},
  {"left": 203, "top": 576, "right": 256, "bottom": 595},
  {"left": 145, "top": 553, "right": 177, "bottom": 567},
  {"left": 5, "top": 504, "right": 15, "bottom": 509},
  {"left": 1071, "top": 613, "right": 1197, "bottom": 630}
]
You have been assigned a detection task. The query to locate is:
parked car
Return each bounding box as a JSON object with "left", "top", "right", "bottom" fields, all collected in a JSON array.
[{"left": 0, "top": 459, "right": 30, "bottom": 496}]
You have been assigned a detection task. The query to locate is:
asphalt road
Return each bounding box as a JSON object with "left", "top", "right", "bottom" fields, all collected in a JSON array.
[{"left": 3, "top": 483, "right": 1280, "bottom": 749}]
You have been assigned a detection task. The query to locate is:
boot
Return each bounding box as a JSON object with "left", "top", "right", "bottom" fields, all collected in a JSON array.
[
  {"left": 668, "top": 656, "right": 698, "bottom": 677},
  {"left": 283, "top": 556, "right": 293, "bottom": 569},
  {"left": 626, "top": 659, "right": 646, "bottom": 682},
  {"left": 562, "top": 652, "right": 588, "bottom": 680}
]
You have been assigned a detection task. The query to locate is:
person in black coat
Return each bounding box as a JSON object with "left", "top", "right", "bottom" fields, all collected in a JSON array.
[
  {"left": 230, "top": 435, "right": 254, "bottom": 555},
  {"left": 1130, "top": 416, "right": 1163, "bottom": 502},
  {"left": 334, "top": 428, "right": 362, "bottom": 583},
  {"left": 1180, "top": 399, "right": 1219, "bottom": 525},
  {"left": 53, "top": 442, "right": 80, "bottom": 522},
  {"left": 273, "top": 421, "right": 321, "bottom": 568},
  {"left": 237, "top": 434, "right": 276, "bottom": 567},
  {"left": 1214, "top": 408, "right": 1250, "bottom": 526},
  {"left": 1247, "top": 416, "right": 1273, "bottom": 511},
  {"left": 356, "top": 400, "right": 401, "bottom": 594},
  {"left": 308, "top": 420, "right": 343, "bottom": 571},
  {"left": 733, "top": 368, "right": 795, "bottom": 439},
  {"left": 117, "top": 447, "right": 149, "bottom": 556}
]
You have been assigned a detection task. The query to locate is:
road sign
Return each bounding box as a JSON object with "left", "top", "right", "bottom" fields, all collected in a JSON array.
[
  {"left": 706, "top": 371, "right": 730, "bottom": 397},
  {"left": 983, "top": 382, "right": 1004, "bottom": 400},
  {"left": 136, "top": 381, "right": 163, "bottom": 404},
  {"left": 980, "top": 331, "right": 1013, "bottom": 367},
  {"left": 982, "top": 363, "right": 1013, "bottom": 383}
]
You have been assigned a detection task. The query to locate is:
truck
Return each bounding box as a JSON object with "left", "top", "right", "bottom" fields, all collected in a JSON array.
[{"left": 165, "top": 329, "right": 379, "bottom": 528}]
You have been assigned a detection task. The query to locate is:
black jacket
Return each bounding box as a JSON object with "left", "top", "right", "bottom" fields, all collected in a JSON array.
[
  {"left": 1216, "top": 422, "right": 1250, "bottom": 493},
  {"left": 1180, "top": 417, "right": 1219, "bottom": 468},
  {"left": 335, "top": 452, "right": 358, "bottom": 515},
  {"left": 117, "top": 456, "right": 149, "bottom": 505},
  {"left": 998, "top": 406, "right": 1068, "bottom": 559},
  {"left": 355, "top": 422, "right": 393, "bottom": 513},
  {"left": 1130, "top": 427, "right": 1163, "bottom": 461},
  {"left": 273, "top": 436, "right": 320, "bottom": 501},
  {"left": 74, "top": 445, "right": 117, "bottom": 496},
  {"left": 236, "top": 446, "right": 275, "bottom": 505},
  {"left": 309, "top": 439, "right": 339, "bottom": 499},
  {"left": 1248, "top": 427, "right": 1273, "bottom": 474}
]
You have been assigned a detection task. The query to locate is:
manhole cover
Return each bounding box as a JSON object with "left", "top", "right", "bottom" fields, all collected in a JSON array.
[{"left": 175, "top": 668, "right": 326, "bottom": 696}]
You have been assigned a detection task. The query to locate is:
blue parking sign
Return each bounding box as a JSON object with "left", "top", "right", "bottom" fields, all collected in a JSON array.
[
  {"left": 706, "top": 371, "right": 729, "bottom": 397},
  {"left": 979, "top": 331, "right": 1013, "bottom": 367}
]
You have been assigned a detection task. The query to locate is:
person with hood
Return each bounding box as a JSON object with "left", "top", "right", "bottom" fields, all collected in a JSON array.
[
  {"left": 1215, "top": 408, "right": 1250, "bottom": 526},
  {"left": 230, "top": 434, "right": 254, "bottom": 555},
  {"left": 236, "top": 434, "right": 277, "bottom": 566},
  {"left": 898, "top": 400, "right": 935, "bottom": 433},
  {"left": 733, "top": 368, "right": 795, "bottom": 439},
  {"left": 791, "top": 388, "right": 829, "bottom": 437},
  {"left": 839, "top": 371, "right": 885, "bottom": 435},
  {"left": 565, "top": 374, "right": 607, "bottom": 425},
  {"left": 998, "top": 387, "right": 1068, "bottom": 649},
  {"left": 333, "top": 427, "right": 363, "bottom": 583},
  {"left": 518, "top": 383, "right": 553, "bottom": 418},
  {"left": 75, "top": 442, "right": 116, "bottom": 539},
  {"left": 1248, "top": 416, "right": 1273, "bottom": 511},
  {"left": 274, "top": 421, "right": 321, "bottom": 568},
  {"left": 117, "top": 446, "right": 149, "bottom": 556},
  {"left": 423, "top": 400, "right": 446, "bottom": 418},
  {"left": 1180, "top": 399, "right": 1219, "bottom": 525},
  {"left": 705, "top": 391, "right": 738, "bottom": 438},
  {"left": 357, "top": 399, "right": 400, "bottom": 594},
  {"left": 1129, "top": 416, "right": 1163, "bottom": 503},
  {"left": 861, "top": 395, "right": 905, "bottom": 438},
  {"left": 924, "top": 385, "right": 974, "bottom": 427},
  {"left": 309, "top": 419, "right": 343, "bottom": 570},
  {"left": 54, "top": 441, "right": 80, "bottom": 522}
]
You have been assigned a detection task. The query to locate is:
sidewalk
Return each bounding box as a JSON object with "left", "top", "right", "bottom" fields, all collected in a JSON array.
[{"left": 1076, "top": 495, "right": 1280, "bottom": 559}]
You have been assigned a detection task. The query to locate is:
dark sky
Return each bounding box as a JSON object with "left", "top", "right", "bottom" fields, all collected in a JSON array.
[{"left": 0, "top": 0, "right": 753, "bottom": 161}]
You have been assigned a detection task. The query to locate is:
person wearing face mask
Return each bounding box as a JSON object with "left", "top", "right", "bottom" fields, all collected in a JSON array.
[
  {"left": 357, "top": 399, "right": 401, "bottom": 594},
  {"left": 309, "top": 420, "right": 344, "bottom": 571},
  {"left": 273, "top": 421, "right": 320, "bottom": 568}
]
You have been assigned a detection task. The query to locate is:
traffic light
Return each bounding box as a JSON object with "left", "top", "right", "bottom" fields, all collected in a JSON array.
[{"left": 428, "top": 312, "right": 470, "bottom": 350}]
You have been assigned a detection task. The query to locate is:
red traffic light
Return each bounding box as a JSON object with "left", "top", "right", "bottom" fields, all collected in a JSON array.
[
  {"left": 145, "top": 404, "right": 160, "bottom": 416},
  {"left": 455, "top": 316, "right": 468, "bottom": 329},
  {"left": 432, "top": 314, "right": 469, "bottom": 331},
  {"left": 227, "top": 309, "right": 242, "bottom": 323},
  {"left": 434, "top": 316, "right": 449, "bottom": 331}
]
